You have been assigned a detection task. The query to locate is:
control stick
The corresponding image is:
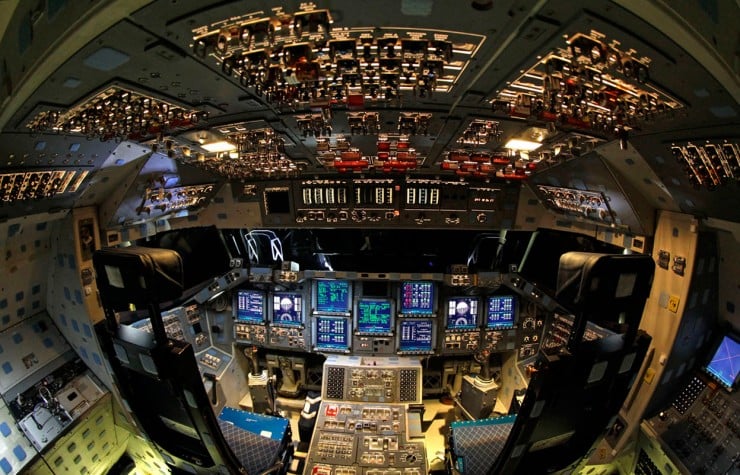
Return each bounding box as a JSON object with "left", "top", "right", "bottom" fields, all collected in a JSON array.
[
  {"left": 244, "top": 346, "right": 261, "bottom": 376},
  {"left": 475, "top": 349, "right": 492, "bottom": 383}
]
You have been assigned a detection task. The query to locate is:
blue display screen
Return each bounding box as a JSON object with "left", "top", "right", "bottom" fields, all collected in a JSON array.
[
  {"left": 236, "top": 290, "right": 265, "bottom": 323},
  {"left": 398, "top": 319, "right": 434, "bottom": 353},
  {"left": 400, "top": 281, "right": 435, "bottom": 314},
  {"left": 704, "top": 334, "right": 740, "bottom": 391},
  {"left": 446, "top": 297, "right": 479, "bottom": 330},
  {"left": 272, "top": 292, "right": 303, "bottom": 326},
  {"left": 315, "top": 280, "right": 351, "bottom": 314},
  {"left": 315, "top": 316, "right": 349, "bottom": 351},
  {"left": 486, "top": 295, "right": 515, "bottom": 329},
  {"left": 356, "top": 298, "right": 393, "bottom": 334}
]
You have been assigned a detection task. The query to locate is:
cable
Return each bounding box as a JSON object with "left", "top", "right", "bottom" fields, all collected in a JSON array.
[{"left": 31, "top": 403, "right": 45, "bottom": 429}]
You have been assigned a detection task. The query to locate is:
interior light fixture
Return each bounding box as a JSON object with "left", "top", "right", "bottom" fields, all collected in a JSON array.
[
  {"left": 504, "top": 138, "right": 543, "bottom": 151},
  {"left": 201, "top": 141, "right": 237, "bottom": 153}
]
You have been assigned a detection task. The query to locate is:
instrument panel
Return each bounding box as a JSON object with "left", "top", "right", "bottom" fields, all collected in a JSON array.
[
  {"left": 131, "top": 303, "right": 211, "bottom": 353},
  {"left": 258, "top": 176, "right": 520, "bottom": 229},
  {"left": 644, "top": 375, "right": 740, "bottom": 475},
  {"left": 226, "top": 274, "right": 538, "bottom": 359},
  {"left": 114, "top": 259, "right": 565, "bottom": 408},
  {"left": 306, "top": 356, "right": 427, "bottom": 475},
  {"left": 116, "top": 264, "right": 560, "bottom": 407}
]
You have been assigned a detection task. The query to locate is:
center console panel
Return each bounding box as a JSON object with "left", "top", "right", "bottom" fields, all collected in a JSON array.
[{"left": 305, "top": 356, "right": 426, "bottom": 475}]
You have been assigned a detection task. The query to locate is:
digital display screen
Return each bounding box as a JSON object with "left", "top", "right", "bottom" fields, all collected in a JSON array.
[
  {"left": 356, "top": 298, "right": 393, "bottom": 335},
  {"left": 486, "top": 295, "right": 515, "bottom": 329},
  {"left": 446, "top": 297, "right": 479, "bottom": 330},
  {"left": 272, "top": 292, "right": 303, "bottom": 326},
  {"left": 400, "top": 281, "right": 435, "bottom": 315},
  {"left": 236, "top": 290, "right": 265, "bottom": 323},
  {"left": 315, "top": 279, "right": 351, "bottom": 314},
  {"left": 704, "top": 334, "right": 740, "bottom": 391},
  {"left": 398, "top": 319, "right": 435, "bottom": 353},
  {"left": 354, "top": 185, "right": 394, "bottom": 206},
  {"left": 314, "top": 316, "right": 349, "bottom": 352},
  {"left": 406, "top": 186, "right": 440, "bottom": 206}
]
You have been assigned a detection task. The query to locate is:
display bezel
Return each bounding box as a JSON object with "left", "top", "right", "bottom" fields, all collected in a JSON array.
[
  {"left": 702, "top": 331, "right": 740, "bottom": 392},
  {"left": 354, "top": 297, "right": 395, "bottom": 336},
  {"left": 445, "top": 296, "right": 480, "bottom": 331},
  {"left": 399, "top": 280, "right": 436, "bottom": 316},
  {"left": 484, "top": 294, "right": 517, "bottom": 329},
  {"left": 396, "top": 318, "right": 437, "bottom": 354},
  {"left": 234, "top": 289, "right": 266, "bottom": 324},
  {"left": 271, "top": 291, "right": 304, "bottom": 327},
  {"left": 313, "top": 279, "right": 352, "bottom": 315},
  {"left": 312, "top": 315, "right": 351, "bottom": 353}
]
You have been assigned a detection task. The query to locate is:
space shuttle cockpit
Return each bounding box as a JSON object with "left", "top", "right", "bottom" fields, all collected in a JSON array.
[
  {"left": 0, "top": 1, "right": 738, "bottom": 474},
  {"left": 50, "top": 224, "right": 654, "bottom": 475}
]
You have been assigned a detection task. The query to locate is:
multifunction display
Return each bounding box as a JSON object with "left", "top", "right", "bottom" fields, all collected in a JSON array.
[
  {"left": 485, "top": 295, "right": 515, "bottom": 329},
  {"left": 236, "top": 289, "right": 265, "bottom": 323},
  {"left": 400, "top": 281, "right": 435, "bottom": 315},
  {"left": 398, "top": 319, "right": 435, "bottom": 354},
  {"left": 446, "top": 297, "right": 479, "bottom": 330},
  {"left": 315, "top": 316, "right": 350, "bottom": 352},
  {"left": 272, "top": 292, "right": 303, "bottom": 326},
  {"left": 315, "top": 279, "right": 351, "bottom": 314},
  {"left": 355, "top": 298, "right": 393, "bottom": 335}
]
